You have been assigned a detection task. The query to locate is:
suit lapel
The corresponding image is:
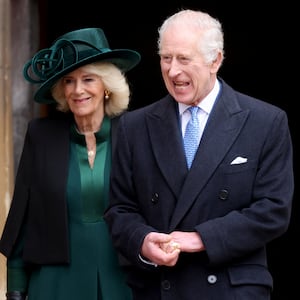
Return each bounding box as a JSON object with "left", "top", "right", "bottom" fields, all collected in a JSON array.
[
  {"left": 146, "top": 96, "right": 188, "bottom": 197},
  {"left": 170, "top": 88, "right": 250, "bottom": 229}
]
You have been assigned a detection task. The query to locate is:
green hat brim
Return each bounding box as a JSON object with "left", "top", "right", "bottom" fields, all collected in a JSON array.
[{"left": 33, "top": 49, "right": 140, "bottom": 104}]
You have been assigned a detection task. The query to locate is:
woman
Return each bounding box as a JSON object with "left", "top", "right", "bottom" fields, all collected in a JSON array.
[{"left": 0, "top": 27, "right": 140, "bottom": 300}]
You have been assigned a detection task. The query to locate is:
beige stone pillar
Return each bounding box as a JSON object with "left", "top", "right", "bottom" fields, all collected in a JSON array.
[{"left": 0, "top": 0, "right": 13, "bottom": 297}]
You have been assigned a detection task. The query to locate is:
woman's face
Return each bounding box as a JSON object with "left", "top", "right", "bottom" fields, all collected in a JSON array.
[{"left": 62, "top": 66, "right": 105, "bottom": 118}]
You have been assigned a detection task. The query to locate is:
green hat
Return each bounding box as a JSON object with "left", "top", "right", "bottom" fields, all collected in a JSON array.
[{"left": 23, "top": 27, "right": 141, "bottom": 104}]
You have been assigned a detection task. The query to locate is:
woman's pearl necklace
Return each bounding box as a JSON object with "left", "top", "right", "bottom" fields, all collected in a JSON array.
[{"left": 88, "top": 150, "right": 95, "bottom": 157}]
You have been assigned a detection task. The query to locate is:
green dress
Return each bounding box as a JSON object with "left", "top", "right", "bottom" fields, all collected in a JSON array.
[{"left": 8, "top": 117, "right": 132, "bottom": 300}]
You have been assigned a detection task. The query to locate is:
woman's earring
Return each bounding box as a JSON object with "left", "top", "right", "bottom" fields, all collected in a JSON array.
[{"left": 104, "top": 90, "right": 110, "bottom": 100}]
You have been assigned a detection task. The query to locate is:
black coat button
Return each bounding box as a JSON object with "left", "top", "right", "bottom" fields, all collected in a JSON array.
[
  {"left": 207, "top": 274, "right": 217, "bottom": 284},
  {"left": 219, "top": 189, "right": 229, "bottom": 200},
  {"left": 151, "top": 193, "right": 159, "bottom": 204},
  {"left": 161, "top": 280, "right": 171, "bottom": 290}
]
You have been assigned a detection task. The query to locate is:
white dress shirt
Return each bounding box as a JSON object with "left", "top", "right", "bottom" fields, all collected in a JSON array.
[{"left": 179, "top": 79, "right": 221, "bottom": 143}]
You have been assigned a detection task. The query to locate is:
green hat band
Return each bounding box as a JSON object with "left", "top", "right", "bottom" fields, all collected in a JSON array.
[{"left": 23, "top": 39, "right": 110, "bottom": 84}]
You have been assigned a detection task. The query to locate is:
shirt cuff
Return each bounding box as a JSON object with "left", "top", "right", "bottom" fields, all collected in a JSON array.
[{"left": 138, "top": 254, "right": 158, "bottom": 267}]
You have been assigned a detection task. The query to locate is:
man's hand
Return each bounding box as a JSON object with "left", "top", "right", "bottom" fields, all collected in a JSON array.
[{"left": 141, "top": 232, "right": 180, "bottom": 266}]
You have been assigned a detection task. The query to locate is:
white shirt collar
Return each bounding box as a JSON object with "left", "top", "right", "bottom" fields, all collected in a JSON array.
[{"left": 178, "top": 79, "right": 220, "bottom": 115}]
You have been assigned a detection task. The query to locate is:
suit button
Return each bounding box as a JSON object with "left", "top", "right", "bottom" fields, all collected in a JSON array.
[
  {"left": 207, "top": 274, "right": 217, "bottom": 284},
  {"left": 219, "top": 189, "right": 229, "bottom": 200},
  {"left": 151, "top": 193, "right": 159, "bottom": 204},
  {"left": 161, "top": 280, "right": 171, "bottom": 290}
]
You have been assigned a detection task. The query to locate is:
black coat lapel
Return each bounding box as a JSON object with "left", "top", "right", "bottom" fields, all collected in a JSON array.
[
  {"left": 146, "top": 96, "right": 188, "bottom": 197},
  {"left": 170, "top": 83, "right": 250, "bottom": 228}
]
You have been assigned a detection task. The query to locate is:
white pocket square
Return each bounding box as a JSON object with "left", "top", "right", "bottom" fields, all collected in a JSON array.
[{"left": 230, "top": 156, "right": 248, "bottom": 165}]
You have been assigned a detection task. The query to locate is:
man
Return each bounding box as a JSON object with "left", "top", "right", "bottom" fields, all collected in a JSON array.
[{"left": 104, "top": 9, "right": 294, "bottom": 300}]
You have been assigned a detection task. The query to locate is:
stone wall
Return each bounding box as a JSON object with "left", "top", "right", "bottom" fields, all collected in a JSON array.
[{"left": 0, "top": 0, "right": 39, "bottom": 297}]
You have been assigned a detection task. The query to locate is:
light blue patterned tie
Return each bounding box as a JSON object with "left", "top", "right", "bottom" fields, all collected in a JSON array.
[{"left": 183, "top": 106, "right": 200, "bottom": 169}]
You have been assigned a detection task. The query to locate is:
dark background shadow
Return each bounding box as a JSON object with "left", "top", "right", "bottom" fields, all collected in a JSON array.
[{"left": 40, "top": 1, "right": 298, "bottom": 299}]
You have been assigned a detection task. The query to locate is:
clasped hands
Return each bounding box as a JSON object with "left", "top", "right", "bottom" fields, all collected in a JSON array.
[{"left": 141, "top": 231, "right": 204, "bottom": 267}]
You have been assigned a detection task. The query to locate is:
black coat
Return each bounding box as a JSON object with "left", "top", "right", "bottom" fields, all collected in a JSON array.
[
  {"left": 0, "top": 113, "right": 119, "bottom": 264},
  {"left": 104, "top": 79, "right": 294, "bottom": 299}
]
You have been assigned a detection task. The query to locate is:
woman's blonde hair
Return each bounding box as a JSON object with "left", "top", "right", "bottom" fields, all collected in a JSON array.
[{"left": 51, "top": 62, "right": 131, "bottom": 117}]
